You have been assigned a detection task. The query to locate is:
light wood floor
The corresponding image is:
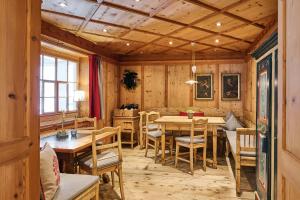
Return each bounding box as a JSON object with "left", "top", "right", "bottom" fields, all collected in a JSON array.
[{"left": 100, "top": 147, "right": 256, "bottom": 200}]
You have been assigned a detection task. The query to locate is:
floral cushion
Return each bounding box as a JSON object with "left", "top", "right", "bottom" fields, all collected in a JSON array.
[{"left": 40, "top": 142, "right": 60, "bottom": 200}]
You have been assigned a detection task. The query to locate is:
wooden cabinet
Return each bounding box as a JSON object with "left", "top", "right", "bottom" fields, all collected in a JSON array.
[{"left": 113, "top": 116, "right": 139, "bottom": 149}]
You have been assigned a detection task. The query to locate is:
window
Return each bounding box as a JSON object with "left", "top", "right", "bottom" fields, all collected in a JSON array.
[{"left": 40, "top": 55, "right": 78, "bottom": 114}]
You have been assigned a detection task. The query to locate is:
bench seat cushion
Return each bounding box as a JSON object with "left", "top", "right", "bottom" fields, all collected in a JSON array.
[
  {"left": 79, "top": 151, "right": 120, "bottom": 169},
  {"left": 226, "top": 131, "right": 256, "bottom": 157},
  {"left": 53, "top": 173, "right": 99, "bottom": 200}
]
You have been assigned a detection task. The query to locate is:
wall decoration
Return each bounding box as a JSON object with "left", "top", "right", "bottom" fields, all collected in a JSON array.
[
  {"left": 195, "top": 74, "right": 213, "bottom": 100},
  {"left": 221, "top": 73, "right": 241, "bottom": 100},
  {"left": 121, "top": 70, "right": 139, "bottom": 90}
]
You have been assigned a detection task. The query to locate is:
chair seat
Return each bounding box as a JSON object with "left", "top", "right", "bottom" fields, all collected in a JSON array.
[
  {"left": 144, "top": 123, "right": 160, "bottom": 131},
  {"left": 175, "top": 136, "right": 204, "bottom": 144},
  {"left": 147, "top": 130, "right": 173, "bottom": 138},
  {"left": 147, "top": 130, "right": 162, "bottom": 138},
  {"left": 79, "top": 150, "right": 120, "bottom": 169},
  {"left": 53, "top": 173, "right": 99, "bottom": 200}
]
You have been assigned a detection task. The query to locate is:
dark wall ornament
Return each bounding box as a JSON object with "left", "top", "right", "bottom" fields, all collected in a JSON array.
[
  {"left": 221, "top": 73, "right": 241, "bottom": 101},
  {"left": 195, "top": 74, "right": 214, "bottom": 100},
  {"left": 121, "top": 70, "right": 139, "bottom": 90}
]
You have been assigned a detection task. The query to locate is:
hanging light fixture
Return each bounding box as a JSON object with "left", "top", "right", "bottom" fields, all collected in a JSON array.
[{"left": 185, "top": 49, "right": 198, "bottom": 85}]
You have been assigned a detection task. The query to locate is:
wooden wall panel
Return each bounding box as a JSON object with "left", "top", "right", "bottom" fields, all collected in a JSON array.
[
  {"left": 218, "top": 63, "right": 246, "bottom": 117},
  {"left": 0, "top": 0, "right": 40, "bottom": 199},
  {"left": 106, "top": 62, "right": 119, "bottom": 126},
  {"left": 167, "top": 64, "right": 191, "bottom": 109},
  {"left": 278, "top": 0, "right": 300, "bottom": 199},
  {"left": 143, "top": 65, "right": 166, "bottom": 110},
  {"left": 79, "top": 57, "right": 119, "bottom": 128},
  {"left": 119, "top": 61, "right": 247, "bottom": 118},
  {"left": 119, "top": 65, "right": 142, "bottom": 106}
]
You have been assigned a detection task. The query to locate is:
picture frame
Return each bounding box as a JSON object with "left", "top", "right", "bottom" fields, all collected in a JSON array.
[
  {"left": 195, "top": 74, "right": 213, "bottom": 100},
  {"left": 221, "top": 73, "right": 241, "bottom": 101}
]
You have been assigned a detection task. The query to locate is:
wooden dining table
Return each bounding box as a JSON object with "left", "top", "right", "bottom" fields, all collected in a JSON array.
[
  {"left": 40, "top": 129, "right": 94, "bottom": 173},
  {"left": 155, "top": 116, "right": 226, "bottom": 168}
]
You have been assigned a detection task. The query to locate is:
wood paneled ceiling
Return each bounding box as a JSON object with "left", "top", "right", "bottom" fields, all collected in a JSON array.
[{"left": 41, "top": 0, "right": 277, "bottom": 57}]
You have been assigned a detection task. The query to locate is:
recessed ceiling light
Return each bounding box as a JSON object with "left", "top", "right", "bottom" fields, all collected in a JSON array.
[
  {"left": 103, "top": 29, "right": 107, "bottom": 33},
  {"left": 135, "top": 0, "right": 141, "bottom": 2},
  {"left": 169, "top": 41, "right": 173, "bottom": 45},
  {"left": 216, "top": 22, "right": 222, "bottom": 27},
  {"left": 215, "top": 39, "right": 220, "bottom": 43},
  {"left": 59, "top": 2, "right": 67, "bottom": 7},
  {"left": 191, "top": 42, "right": 195, "bottom": 46},
  {"left": 126, "top": 43, "right": 130, "bottom": 46}
]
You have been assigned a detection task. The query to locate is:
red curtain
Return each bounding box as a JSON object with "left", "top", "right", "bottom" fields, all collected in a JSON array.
[{"left": 89, "top": 55, "right": 101, "bottom": 119}]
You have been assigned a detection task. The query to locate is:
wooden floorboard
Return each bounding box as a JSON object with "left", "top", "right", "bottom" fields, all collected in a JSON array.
[{"left": 99, "top": 147, "right": 255, "bottom": 200}]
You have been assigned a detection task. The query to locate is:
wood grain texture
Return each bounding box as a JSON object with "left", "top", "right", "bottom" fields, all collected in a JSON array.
[
  {"left": 79, "top": 57, "right": 119, "bottom": 128},
  {"left": 278, "top": 1, "right": 300, "bottom": 199},
  {"left": 119, "top": 61, "right": 246, "bottom": 118},
  {"left": 0, "top": 0, "right": 40, "bottom": 199}
]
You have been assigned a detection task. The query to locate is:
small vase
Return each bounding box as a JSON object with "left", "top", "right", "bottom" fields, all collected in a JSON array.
[{"left": 187, "top": 112, "right": 194, "bottom": 119}]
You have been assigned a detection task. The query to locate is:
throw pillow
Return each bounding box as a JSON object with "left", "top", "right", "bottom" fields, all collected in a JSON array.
[
  {"left": 225, "top": 111, "right": 234, "bottom": 121},
  {"left": 226, "top": 114, "right": 243, "bottom": 131},
  {"left": 40, "top": 142, "right": 60, "bottom": 200}
]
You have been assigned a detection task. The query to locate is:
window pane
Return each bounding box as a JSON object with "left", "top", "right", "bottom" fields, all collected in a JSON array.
[
  {"left": 43, "top": 56, "right": 55, "bottom": 80},
  {"left": 58, "top": 83, "right": 67, "bottom": 97},
  {"left": 44, "top": 98, "right": 55, "bottom": 113},
  {"left": 58, "top": 97, "right": 67, "bottom": 112},
  {"left": 44, "top": 82, "right": 55, "bottom": 97},
  {"left": 68, "top": 83, "right": 77, "bottom": 97},
  {"left": 40, "top": 81, "right": 43, "bottom": 97},
  {"left": 68, "top": 61, "right": 77, "bottom": 82},
  {"left": 68, "top": 98, "right": 77, "bottom": 111},
  {"left": 57, "top": 59, "right": 68, "bottom": 81},
  {"left": 40, "top": 98, "right": 43, "bottom": 114},
  {"left": 40, "top": 55, "right": 43, "bottom": 79}
]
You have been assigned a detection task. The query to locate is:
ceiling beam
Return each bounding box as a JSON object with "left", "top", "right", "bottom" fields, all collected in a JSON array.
[
  {"left": 246, "top": 15, "right": 278, "bottom": 54},
  {"left": 41, "top": 9, "right": 215, "bottom": 54},
  {"left": 76, "top": 0, "right": 103, "bottom": 34},
  {"left": 183, "top": 0, "right": 265, "bottom": 29},
  {"left": 100, "top": 1, "right": 252, "bottom": 43},
  {"left": 41, "top": 20, "right": 117, "bottom": 59}
]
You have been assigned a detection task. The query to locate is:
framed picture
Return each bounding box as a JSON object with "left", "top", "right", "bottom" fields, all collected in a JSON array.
[
  {"left": 195, "top": 74, "right": 213, "bottom": 100},
  {"left": 221, "top": 73, "right": 241, "bottom": 101}
]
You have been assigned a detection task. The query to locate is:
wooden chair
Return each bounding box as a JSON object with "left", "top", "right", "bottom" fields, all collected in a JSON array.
[
  {"left": 75, "top": 117, "right": 97, "bottom": 130},
  {"left": 175, "top": 119, "right": 208, "bottom": 175},
  {"left": 78, "top": 126, "right": 125, "bottom": 200},
  {"left": 138, "top": 111, "right": 147, "bottom": 149},
  {"left": 144, "top": 111, "right": 173, "bottom": 162},
  {"left": 226, "top": 128, "right": 256, "bottom": 194}
]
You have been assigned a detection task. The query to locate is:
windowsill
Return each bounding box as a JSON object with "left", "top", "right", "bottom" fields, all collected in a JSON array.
[{"left": 40, "top": 111, "right": 78, "bottom": 117}]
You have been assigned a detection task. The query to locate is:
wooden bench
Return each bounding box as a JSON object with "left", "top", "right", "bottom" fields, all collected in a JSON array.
[
  {"left": 53, "top": 173, "right": 99, "bottom": 200},
  {"left": 225, "top": 128, "right": 256, "bottom": 194}
]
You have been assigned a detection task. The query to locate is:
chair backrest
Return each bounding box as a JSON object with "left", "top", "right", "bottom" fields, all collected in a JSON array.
[
  {"left": 91, "top": 127, "right": 122, "bottom": 173},
  {"left": 190, "top": 118, "right": 208, "bottom": 145},
  {"left": 139, "top": 111, "right": 147, "bottom": 130},
  {"left": 236, "top": 128, "right": 256, "bottom": 155},
  {"left": 146, "top": 111, "right": 160, "bottom": 125},
  {"left": 75, "top": 117, "right": 97, "bottom": 130}
]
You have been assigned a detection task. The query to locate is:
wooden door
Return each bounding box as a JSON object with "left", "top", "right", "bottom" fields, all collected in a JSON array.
[
  {"left": 278, "top": 0, "right": 300, "bottom": 199},
  {"left": 143, "top": 65, "right": 166, "bottom": 110},
  {"left": 0, "top": 0, "right": 40, "bottom": 199}
]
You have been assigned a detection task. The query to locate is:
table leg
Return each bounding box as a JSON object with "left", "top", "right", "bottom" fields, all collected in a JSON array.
[
  {"left": 161, "top": 124, "right": 166, "bottom": 164},
  {"left": 58, "top": 153, "right": 76, "bottom": 173},
  {"left": 212, "top": 126, "right": 217, "bottom": 168}
]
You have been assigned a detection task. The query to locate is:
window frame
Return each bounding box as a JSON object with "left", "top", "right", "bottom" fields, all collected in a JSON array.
[{"left": 40, "top": 53, "right": 79, "bottom": 116}]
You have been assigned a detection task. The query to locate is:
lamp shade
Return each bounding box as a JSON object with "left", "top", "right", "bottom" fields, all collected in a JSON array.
[{"left": 74, "top": 90, "right": 86, "bottom": 102}]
